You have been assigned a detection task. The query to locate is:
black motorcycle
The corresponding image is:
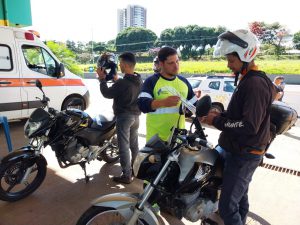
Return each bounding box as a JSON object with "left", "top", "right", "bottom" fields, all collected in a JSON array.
[
  {"left": 0, "top": 80, "right": 119, "bottom": 202},
  {"left": 76, "top": 95, "right": 297, "bottom": 225}
]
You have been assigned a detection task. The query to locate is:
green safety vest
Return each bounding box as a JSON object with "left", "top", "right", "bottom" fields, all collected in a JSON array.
[{"left": 146, "top": 76, "right": 190, "bottom": 141}]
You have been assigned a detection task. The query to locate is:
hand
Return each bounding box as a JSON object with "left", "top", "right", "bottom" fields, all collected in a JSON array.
[
  {"left": 198, "top": 111, "right": 218, "bottom": 126},
  {"left": 96, "top": 67, "right": 107, "bottom": 81},
  {"left": 113, "top": 73, "right": 119, "bottom": 81},
  {"left": 163, "top": 96, "right": 181, "bottom": 107}
]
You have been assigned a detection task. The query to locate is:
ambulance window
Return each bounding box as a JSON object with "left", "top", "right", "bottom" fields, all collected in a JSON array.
[
  {"left": 0, "top": 45, "right": 13, "bottom": 71},
  {"left": 41, "top": 48, "right": 56, "bottom": 77},
  {"left": 22, "top": 45, "right": 57, "bottom": 77}
]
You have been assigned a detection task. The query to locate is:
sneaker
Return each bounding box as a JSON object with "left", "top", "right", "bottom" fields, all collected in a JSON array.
[{"left": 112, "top": 174, "right": 133, "bottom": 184}]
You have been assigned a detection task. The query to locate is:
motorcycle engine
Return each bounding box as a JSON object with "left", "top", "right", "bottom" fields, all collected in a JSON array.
[
  {"left": 184, "top": 198, "right": 218, "bottom": 222},
  {"left": 64, "top": 138, "right": 100, "bottom": 163}
]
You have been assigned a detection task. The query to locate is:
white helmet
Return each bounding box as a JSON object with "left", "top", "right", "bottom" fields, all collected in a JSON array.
[{"left": 213, "top": 29, "right": 260, "bottom": 62}]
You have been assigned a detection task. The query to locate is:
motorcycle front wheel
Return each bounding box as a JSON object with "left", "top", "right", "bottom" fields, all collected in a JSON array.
[
  {"left": 76, "top": 206, "right": 149, "bottom": 225},
  {"left": 0, "top": 156, "right": 47, "bottom": 202},
  {"left": 98, "top": 134, "right": 119, "bottom": 163}
]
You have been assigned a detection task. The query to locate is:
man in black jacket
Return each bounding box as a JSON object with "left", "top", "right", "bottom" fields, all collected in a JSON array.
[
  {"left": 97, "top": 52, "right": 142, "bottom": 184},
  {"left": 200, "top": 30, "right": 276, "bottom": 225}
]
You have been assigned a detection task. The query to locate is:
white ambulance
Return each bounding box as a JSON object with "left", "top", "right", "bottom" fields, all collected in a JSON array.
[{"left": 0, "top": 26, "right": 90, "bottom": 120}]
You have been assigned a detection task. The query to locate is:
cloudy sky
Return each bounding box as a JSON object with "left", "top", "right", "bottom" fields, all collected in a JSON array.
[{"left": 28, "top": 0, "right": 299, "bottom": 42}]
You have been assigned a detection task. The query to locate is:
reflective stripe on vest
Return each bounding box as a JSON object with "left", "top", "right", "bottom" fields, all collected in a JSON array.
[{"left": 149, "top": 107, "right": 179, "bottom": 114}]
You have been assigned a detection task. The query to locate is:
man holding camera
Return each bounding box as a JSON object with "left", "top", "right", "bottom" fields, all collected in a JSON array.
[{"left": 97, "top": 52, "right": 142, "bottom": 184}]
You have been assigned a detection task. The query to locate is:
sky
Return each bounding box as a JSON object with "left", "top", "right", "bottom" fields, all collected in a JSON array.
[{"left": 27, "top": 0, "right": 300, "bottom": 43}]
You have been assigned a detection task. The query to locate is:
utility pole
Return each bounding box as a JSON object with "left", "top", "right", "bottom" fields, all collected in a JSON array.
[{"left": 91, "top": 28, "right": 94, "bottom": 64}]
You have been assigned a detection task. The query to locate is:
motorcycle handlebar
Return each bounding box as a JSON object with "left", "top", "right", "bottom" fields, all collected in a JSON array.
[
  {"left": 195, "top": 138, "right": 214, "bottom": 149},
  {"left": 186, "top": 134, "right": 214, "bottom": 149}
]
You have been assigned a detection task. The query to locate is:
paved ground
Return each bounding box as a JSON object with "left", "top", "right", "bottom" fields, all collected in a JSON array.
[{"left": 0, "top": 80, "right": 299, "bottom": 225}]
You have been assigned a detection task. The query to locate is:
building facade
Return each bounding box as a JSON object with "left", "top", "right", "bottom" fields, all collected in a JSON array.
[{"left": 117, "top": 5, "right": 147, "bottom": 33}]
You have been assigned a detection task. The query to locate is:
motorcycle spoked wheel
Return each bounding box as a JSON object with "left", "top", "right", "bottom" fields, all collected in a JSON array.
[
  {"left": 76, "top": 206, "right": 149, "bottom": 225},
  {"left": 0, "top": 156, "right": 47, "bottom": 202},
  {"left": 98, "top": 134, "right": 119, "bottom": 163}
]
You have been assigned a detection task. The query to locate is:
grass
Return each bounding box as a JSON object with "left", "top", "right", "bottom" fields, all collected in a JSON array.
[{"left": 80, "top": 59, "right": 300, "bottom": 75}]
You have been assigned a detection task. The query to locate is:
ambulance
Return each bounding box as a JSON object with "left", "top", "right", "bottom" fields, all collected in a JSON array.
[{"left": 0, "top": 26, "right": 90, "bottom": 120}]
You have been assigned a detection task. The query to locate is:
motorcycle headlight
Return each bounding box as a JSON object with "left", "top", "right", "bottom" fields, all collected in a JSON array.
[
  {"left": 133, "top": 152, "right": 149, "bottom": 177},
  {"left": 24, "top": 120, "right": 43, "bottom": 138}
]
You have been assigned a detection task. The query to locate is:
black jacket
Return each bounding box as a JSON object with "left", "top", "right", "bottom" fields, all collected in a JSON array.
[
  {"left": 213, "top": 70, "right": 276, "bottom": 152},
  {"left": 100, "top": 73, "right": 143, "bottom": 116}
]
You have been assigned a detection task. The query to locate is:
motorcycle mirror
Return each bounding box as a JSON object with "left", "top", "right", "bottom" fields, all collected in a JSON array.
[
  {"left": 196, "top": 95, "right": 212, "bottom": 117},
  {"left": 35, "top": 79, "right": 43, "bottom": 90}
]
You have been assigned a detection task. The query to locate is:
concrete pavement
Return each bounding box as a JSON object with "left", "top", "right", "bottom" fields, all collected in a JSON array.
[{"left": 0, "top": 115, "right": 300, "bottom": 225}]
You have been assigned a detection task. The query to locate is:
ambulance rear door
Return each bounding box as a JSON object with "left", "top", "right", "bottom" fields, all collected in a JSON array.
[{"left": 0, "top": 28, "right": 23, "bottom": 120}]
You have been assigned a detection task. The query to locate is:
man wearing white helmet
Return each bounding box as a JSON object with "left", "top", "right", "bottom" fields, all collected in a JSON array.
[{"left": 201, "top": 29, "right": 276, "bottom": 225}]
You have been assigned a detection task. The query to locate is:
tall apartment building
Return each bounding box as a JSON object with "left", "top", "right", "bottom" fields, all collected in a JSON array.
[{"left": 117, "top": 5, "right": 147, "bottom": 33}]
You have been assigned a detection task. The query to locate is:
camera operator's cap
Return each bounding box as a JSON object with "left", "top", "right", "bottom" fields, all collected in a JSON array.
[{"left": 213, "top": 29, "right": 260, "bottom": 63}]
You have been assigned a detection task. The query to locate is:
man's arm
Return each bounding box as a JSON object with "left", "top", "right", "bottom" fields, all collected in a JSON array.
[
  {"left": 212, "top": 77, "right": 270, "bottom": 135},
  {"left": 97, "top": 67, "right": 120, "bottom": 99}
]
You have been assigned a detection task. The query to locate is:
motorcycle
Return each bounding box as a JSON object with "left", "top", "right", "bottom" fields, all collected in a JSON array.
[
  {"left": 0, "top": 80, "right": 119, "bottom": 202},
  {"left": 76, "top": 95, "right": 298, "bottom": 225}
]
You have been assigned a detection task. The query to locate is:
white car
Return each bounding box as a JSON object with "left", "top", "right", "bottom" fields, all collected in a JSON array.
[{"left": 187, "top": 75, "right": 236, "bottom": 112}]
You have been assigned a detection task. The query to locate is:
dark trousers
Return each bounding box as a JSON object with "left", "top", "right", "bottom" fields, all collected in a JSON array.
[
  {"left": 116, "top": 114, "right": 140, "bottom": 177},
  {"left": 218, "top": 150, "right": 262, "bottom": 225}
]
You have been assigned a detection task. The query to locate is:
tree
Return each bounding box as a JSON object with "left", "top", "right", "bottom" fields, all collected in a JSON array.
[
  {"left": 106, "top": 39, "right": 116, "bottom": 52},
  {"left": 66, "top": 40, "right": 77, "bottom": 52},
  {"left": 46, "top": 41, "right": 82, "bottom": 75},
  {"left": 116, "top": 27, "right": 157, "bottom": 52},
  {"left": 293, "top": 32, "right": 300, "bottom": 50},
  {"left": 249, "top": 21, "right": 291, "bottom": 58},
  {"left": 159, "top": 28, "right": 175, "bottom": 47},
  {"left": 159, "top": 25, "right": 225, "bottom": 59}
]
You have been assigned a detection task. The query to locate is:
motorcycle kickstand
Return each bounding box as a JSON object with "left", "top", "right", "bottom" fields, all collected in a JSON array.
[{"left": 79, "top": 161, "right": 90, "bottom": 183}]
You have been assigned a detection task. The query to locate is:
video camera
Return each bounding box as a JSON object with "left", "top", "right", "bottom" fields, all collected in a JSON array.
[{"left": 97, "top": 53, "right": 118, "bottom": 81}]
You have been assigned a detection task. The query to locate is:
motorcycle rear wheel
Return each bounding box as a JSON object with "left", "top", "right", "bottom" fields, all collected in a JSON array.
[
  {"left": 0, "top": 156, "right": 47, "bottom": 202},
  {"left": 98, "top": 134, "right": 119, "bottom": 163},
  {"left": 76, "top": 206, "right": 149, "bottom": 225}
]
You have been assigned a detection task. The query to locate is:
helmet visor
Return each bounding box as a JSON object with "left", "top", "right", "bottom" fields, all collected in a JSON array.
[{"left": 219, "top": 31, "right": 248, "bottom": 48}]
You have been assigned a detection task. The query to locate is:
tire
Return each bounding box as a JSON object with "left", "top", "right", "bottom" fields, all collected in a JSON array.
[
  {"left": 98, "top": 134, "right": 119, "bottom": 163},
  {"left": 62, "top": 96, "right": 85, "bottom": 111},
  {"left": 0, "top": 156, "right": 47, "bottom": 202},
  {"left": 76, "top": 206, "right": 149, "bottom": 225}
]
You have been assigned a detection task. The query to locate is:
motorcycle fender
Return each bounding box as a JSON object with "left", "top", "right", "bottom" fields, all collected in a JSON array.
[
  {"left": 91, "top": 192, "right": 160, "bottom": 225},
  {"left": 0, "top": 148, "right": 47, "bottom": 166}
]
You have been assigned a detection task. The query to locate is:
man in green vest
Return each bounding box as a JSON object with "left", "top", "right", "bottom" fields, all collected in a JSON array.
[{"left": 138, "top": 46, "right": 197, "bottom": 142}]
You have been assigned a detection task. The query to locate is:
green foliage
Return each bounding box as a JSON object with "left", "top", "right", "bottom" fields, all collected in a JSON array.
[
  {"left": 249, "top": 21, "right": 290, "bottom": 58},
  {"left": 133, "top": 59, "right": 300, "bottom": 75},
  {"left": 116, "top": 27, "right": 157, "bottom": 52},
  {"left": 159, "top": 25, "right": 226, "bottom": 59},
  {"left": 46, "top": 41, "right": 82, "bottom": 76},
  {"left": 293, "top": 32, "right": 300, "bottom": 50}
]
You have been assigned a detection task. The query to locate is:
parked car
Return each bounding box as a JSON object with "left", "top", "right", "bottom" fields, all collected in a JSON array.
[{"left": 187, "top": 75, "right": 236, "bottom": 112}]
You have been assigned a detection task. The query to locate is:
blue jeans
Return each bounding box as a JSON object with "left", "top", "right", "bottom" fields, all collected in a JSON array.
[
  {"left": 116, "top": 114, "right": 140, "bottom": 177},
  {"left": 217, "top": 147, "right": 262, "bottom": 225}
]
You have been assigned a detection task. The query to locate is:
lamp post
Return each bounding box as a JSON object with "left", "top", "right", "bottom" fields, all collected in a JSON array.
[{"left": 91, "top": 28, "right": 94, "bottom": 64}]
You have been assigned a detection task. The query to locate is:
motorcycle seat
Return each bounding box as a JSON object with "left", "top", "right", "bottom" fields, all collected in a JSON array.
[{"left": 91, "top": 114, "right": 116, "bottom": 131}]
